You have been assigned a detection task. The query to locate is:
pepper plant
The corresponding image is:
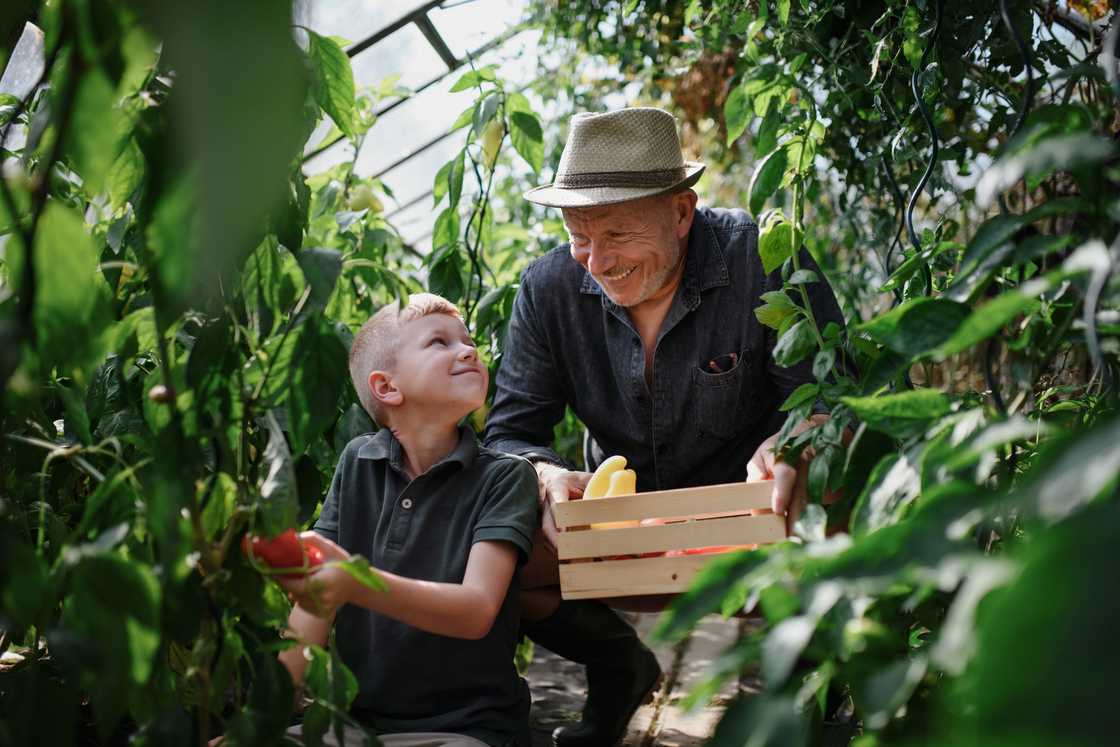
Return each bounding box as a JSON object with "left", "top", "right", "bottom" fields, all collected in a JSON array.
[
  {"left": 0, "top": 1, "right": 542, "bottom": 745},
  {"left": 531, "top": 1, "right": 1119, "bottom": 745}
]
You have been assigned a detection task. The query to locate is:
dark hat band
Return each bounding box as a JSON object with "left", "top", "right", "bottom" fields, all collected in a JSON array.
[{"left": 554, "top": 167, "right": 687, "bottom": 190}]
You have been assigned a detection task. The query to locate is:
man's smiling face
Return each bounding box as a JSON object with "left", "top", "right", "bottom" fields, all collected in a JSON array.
[{"left": 563, "top": 192, "right": 693, "bottom": 309}]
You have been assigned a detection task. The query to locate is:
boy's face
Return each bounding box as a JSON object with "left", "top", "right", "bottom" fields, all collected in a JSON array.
[{"left": 384, "top": 313, "right": 488, "bottom": 421}]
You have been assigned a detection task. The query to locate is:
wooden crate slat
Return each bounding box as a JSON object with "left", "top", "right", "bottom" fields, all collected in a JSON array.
[
  {"left": 556, "top": 513, "right": 785, "bottom": 560},
  {"left": 552, "top": 481, "right": 773, "bottom": 528},
  {"left": 559, "top": 554, "right": 714, "bottom": 599}
]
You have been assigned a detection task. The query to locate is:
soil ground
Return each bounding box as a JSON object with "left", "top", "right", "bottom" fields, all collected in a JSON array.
[{"left": 525, "top": 613, "right": 757, "bottom": 747}]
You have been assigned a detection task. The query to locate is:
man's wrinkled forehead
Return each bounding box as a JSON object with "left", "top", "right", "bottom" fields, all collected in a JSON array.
[{"left": 562, "top": 195, "right": 665, "bottom": 231}]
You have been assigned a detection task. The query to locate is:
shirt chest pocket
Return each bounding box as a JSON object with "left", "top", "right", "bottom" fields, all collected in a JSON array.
[{"left": 689, "top": 348, "right": 757, "bottom": 439}]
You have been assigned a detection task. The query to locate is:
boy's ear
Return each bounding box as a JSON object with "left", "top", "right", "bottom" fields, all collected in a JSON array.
[{"left": 369, "top": 370, "right": 403, "bottom": 408}]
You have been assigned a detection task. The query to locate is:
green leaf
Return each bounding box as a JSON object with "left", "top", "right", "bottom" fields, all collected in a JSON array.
[
  {"left": 902, "top": 6, "right": 923, "bottom": 69},
  {"left": 841, "top": 389, "right": 951, "bottom": 439},
  {"left": 1012, "top": 415, "right": 1120, "bottom": 524},
  {"left": 450, "top": 103, "right": 475, "bottom": 131},
  {"left": 66, "top": 67, "right": 130, "bottom": 195},
  {"left": 758, "top": 221, "right": 802, "bottom": 275},
  {"left": 709, "top": 694, "right": 810, "bottom": 747},
  {"left": 333, "top": 555, "right": 388, "bottom": 593},
  {"left": 258, "top": 410, "right": 299, "bottom": 536},
  {"left": 56, "top": 379, "right": 92, "bottom": 444},
  {"left": 949, "top": 499, "right": 1120, "bottom": 744},
  {"left": 33, "top": 202, "right": 110, "bottom": 370},
  {"left": 287, "top": 319, "right": 347, "bottom": 454},
  {"left": 749, "top": 146, "right": 788, "bottom": 216},
  {"left": 296, "top": 247, "right": 342, "bottom": 312},
  {"left": 812, "top": 348, "right": 834, "bottom": 381},
  {"left": 307, "top": 29, "right": 357, "bottom": 137},
  {"left": 106, "top": 137, "right": 144, "bottom": 210},
  {"left": 60, "top": 554, "right": 161, "bottom": 686},
  {"left": 856, "top": 657, "right": 928, "bottom": 730},
  {"left": 858, "top": 297, "right": 971, "bottom": 358},
  {"left": 655, "top": 550, "right": 774, "bottom": 644},
  {"left": 509, "top": 111, "right": 544, "bottom": 172},
  {"left": 434, "top": 150, "right": 466, "bottom": 208},
  {"left": 0, "top": 538, "right": 48, "bottom": 630},
  {"left": 449, "top": 66, "right": 496, "bottom": 92},
  {"left": 850, "top": 451, "right": 921, "bottom": 537},
  {"left": 725, "top": 83, "right": 752, "bottom": 146},
  {"left": 788, "top": 269, "right": 817, "bottom": 285},
  {"left": 773, "top": 318, "right": 817, "bottom": 367},
  {"left": 428, "top": 244, "right": 465, "bottom": 303},
  {"left": 977, "top": 133, "right": 1116, "bottom": 208},
  {"left": 432, "top": 207, "right": 460, "bottom": 250},
  {"left": 794, "top": 503, "right": 826, "bottom": 542},
  {"left": 777, "top": 0, "right": 791, "bottom": 25},
  {"left": 780, "top": 382, "right": 819, "bottom": 412},
  {"left": 755, "top": 104, "right": 781, "bottom": 156},
  {"left": 755, "top": 290, "right": 798, "bottom": 330},
  {"left": 508, "top": 94, "right": 545, "bottom": 173},
  {"left": 935, "top": 275, "right": 1054, "bottom": 359}
]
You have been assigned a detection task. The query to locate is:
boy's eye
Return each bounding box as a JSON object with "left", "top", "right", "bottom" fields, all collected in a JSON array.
[{"left": 429, "top": 337, "right": 446, "bottom": 346}]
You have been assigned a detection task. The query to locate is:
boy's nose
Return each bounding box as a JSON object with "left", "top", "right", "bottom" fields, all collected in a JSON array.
[{"left": 457, "top": 344, "right": 478, "bottom": 362}]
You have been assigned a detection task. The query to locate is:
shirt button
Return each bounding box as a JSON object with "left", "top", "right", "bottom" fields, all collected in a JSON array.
[{"left": 401, "top": 498, "right": 413, "bottom": 510}]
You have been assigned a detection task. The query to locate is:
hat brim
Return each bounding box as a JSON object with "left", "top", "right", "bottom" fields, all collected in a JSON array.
[{"left": 523, "top": 162, "right": 705, "bottom": 209}]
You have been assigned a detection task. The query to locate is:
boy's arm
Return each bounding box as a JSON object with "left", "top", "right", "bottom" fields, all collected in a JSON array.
[
  {"left": 279, "top": 536, "right": 518, "bottom": 641},
  {"left": 277, "top": 602, "right": 333, "bottom": 687}
]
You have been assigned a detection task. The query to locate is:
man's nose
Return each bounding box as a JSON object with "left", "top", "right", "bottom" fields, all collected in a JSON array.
[{"left": 582, "top": 242, "right": 613, "bottom": 276}]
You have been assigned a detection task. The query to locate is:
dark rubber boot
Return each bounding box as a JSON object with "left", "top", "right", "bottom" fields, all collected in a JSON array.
[{"left": 522, "top": 600, "right": 662, "bottom": 747}]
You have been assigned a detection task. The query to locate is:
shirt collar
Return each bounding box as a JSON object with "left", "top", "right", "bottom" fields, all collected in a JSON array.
[
  {"left": 356, "top": 424, "right": 478, "bottom": 472},
  {"left": 577, "top": 208, "right": 730, "bottom": 302}
]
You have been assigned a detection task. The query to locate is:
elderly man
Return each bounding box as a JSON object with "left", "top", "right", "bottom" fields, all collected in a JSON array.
[{"left": 483, "top": 108, "right": 846, "bottom": 746}]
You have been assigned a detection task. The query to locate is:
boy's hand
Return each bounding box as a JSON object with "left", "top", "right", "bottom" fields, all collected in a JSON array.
[
  {"left": 276, "top": 562, "right": 355, "bottom": 619},
  {"left": 298, "top": 531, "right": 350, "bottom": 562}
]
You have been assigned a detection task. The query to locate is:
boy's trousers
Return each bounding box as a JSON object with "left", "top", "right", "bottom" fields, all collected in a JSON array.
[{"left": 286, "top": 724, "right": 490, "bottom": 747}]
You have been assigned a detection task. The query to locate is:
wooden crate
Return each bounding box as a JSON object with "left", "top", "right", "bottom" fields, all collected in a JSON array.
[{"left": 555, "top": 481, "right": 786, "bottom": 600}]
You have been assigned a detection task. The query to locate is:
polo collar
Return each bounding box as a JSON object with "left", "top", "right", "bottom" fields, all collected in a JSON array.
[
  {"left": 577, "top": 208, "right": 730, "bottom": 304},
  {"left": 356, "top": 424, "right": 478, "bottom": 472}
]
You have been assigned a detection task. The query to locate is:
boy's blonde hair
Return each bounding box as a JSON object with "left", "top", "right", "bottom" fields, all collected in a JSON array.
[{"left": 349, "top": 293, "right": 463, "bottom": 425}]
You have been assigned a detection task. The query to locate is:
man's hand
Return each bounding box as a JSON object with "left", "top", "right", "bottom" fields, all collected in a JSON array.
[
  {"left": 747, "top": 414, "right": 842, "bottom": 534},
  {"left": 534, "top": 462, "right": 592, "bottom": 549}
]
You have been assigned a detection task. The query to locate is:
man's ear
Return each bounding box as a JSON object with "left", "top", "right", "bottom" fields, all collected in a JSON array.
[
  {"left": 369, "top": 370, "right": 403, "bottom": 409},
  {"left": 671, "top": 189, "right": 698, "bottom": 240}
]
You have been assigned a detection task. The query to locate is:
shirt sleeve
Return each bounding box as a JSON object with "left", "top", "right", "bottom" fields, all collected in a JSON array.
[
  {"left": 312, "top": 449, "right": 346, "bottom": 544},
  {"left": 764, "top": 247, "right": 853, "bottom": 414},
  {"left": 483, "top": 260, "right": 576, "bottom": 469},
  {"left": 472, "top": 457, "right": 540, "bottom": 565}
]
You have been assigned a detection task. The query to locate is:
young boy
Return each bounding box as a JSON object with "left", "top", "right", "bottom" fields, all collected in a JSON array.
[{"left": 277, "top": 293, "right": 539, "bottom": 747}]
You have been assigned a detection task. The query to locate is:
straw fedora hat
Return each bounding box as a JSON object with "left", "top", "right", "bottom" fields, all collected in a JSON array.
[{"left": 523, "top": 107, "right": 705, "bottom": 208}]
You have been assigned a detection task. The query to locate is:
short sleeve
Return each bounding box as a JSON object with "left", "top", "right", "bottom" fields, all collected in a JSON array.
[
  {"left": 472, "top": 457, "right": 540, "bottom": 564},
  {"left": 313, "top": 452, "right": 345, "bottom": 543}
]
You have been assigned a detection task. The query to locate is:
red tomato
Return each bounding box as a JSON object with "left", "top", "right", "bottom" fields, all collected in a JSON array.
[{"left": 242, "top": 529, "right": 319, "bottom": 577}]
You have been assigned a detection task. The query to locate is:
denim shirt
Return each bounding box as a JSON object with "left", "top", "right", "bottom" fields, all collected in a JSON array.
[{"left": 483, "top": 207, "right": 845, "bottom": 492}]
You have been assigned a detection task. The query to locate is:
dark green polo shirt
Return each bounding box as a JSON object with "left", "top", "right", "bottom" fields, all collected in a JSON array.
[{"left": 313, "top": 426, "right": 539, "bottom": 746}]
